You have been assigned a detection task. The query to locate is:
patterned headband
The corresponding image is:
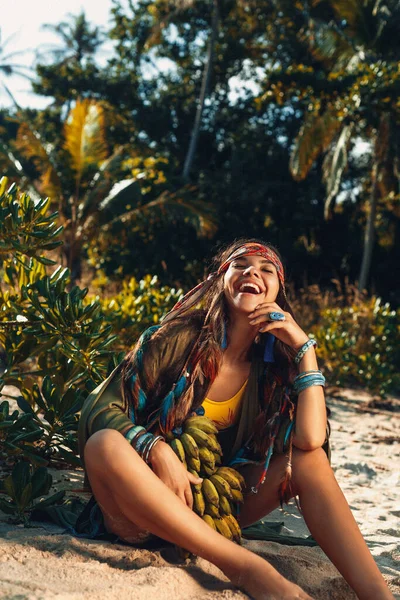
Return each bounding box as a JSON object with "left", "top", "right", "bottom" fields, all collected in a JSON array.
[
  {"left": 162, "top": 243, "right": 285, "bottom": 323},
  {"left": 217, "top": 243, "right": 285, "bottom": 287}
]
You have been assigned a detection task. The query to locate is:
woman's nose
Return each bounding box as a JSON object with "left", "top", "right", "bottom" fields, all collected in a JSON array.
[{"left": 243, "top": 265, "right": 260, "bottom": 277}]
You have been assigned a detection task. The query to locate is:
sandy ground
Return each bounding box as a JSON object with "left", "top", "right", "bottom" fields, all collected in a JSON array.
[{"left": 0, "top": 388, "right": 399, "bottom": 600}]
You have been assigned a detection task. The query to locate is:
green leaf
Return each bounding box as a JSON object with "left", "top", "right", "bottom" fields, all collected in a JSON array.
[
  {"left": 11, "top": 462, "right": 31, "bottom": 503},
  {"left": 31, "top": 467, "right": 52, "bottom": 499},
  {"left": 17, "top": 396, "right": 35, "bottom": 415},
  {"left": 34, "top": 490, "right": 65, "bottom": 509},
  {"left": 18, "top": 482, "right": 33, "bottom": 511},
  {"left": 0, "top": 498, "right": 18, "bottom": 514}
]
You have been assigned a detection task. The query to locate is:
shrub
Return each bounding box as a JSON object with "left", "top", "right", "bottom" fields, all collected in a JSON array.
[
  {"left": 311, "top": 297, "right": 400, "bottom": 396},
  {"left": 87, "top": 273, "right": 182, "bottom": 348}
]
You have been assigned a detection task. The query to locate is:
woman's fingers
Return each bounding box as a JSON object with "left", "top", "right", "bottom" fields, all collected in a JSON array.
[
  {"left": 258, "top": 321, "right": 286, "bottom": 333},
  {"left": 184, "top": 486, "right": 194, "bottom": 509},
  {"left": 187, "top": 471, "right": 203, "bottom": 485}
]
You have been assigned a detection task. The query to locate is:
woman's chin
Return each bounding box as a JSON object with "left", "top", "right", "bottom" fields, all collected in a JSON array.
[{"left": 232, "top": 293, "right": 263, "bottom": 312}]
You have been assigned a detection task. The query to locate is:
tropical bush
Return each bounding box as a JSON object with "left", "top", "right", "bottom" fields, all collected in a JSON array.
[
  {"left": 291, "top": 282, "right": 400, "bottom": 395},
  {"left": 88, "top": 273, "right": 182, "bottom": 348},
  {"left": 0, "top": 178, "right": 121, "bottom": 473},
  {"left": 0, "top": 178, "right": 183, "bottom": 521},
  {"left": 312, "top": 298, "right": 400, "bottom": 396}
]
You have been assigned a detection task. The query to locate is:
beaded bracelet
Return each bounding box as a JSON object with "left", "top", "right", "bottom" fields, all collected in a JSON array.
[
  {"left": 125, "top": 426, "right": 146, "bottom": 444},
  {"left": 294, "top": 339, "right": 317, "bottom": 364},
  {"left": 293, "top": 369, "right": 325, "bottom": 394}
]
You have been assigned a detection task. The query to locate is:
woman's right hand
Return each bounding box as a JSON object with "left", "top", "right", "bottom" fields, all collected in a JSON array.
[{"left": 148, "top": 441, "right": 203, "bottom": 508}]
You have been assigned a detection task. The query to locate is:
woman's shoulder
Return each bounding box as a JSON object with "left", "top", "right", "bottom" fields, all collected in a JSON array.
[{"left": 141, "top": 313, "right": 204, "bottom": 368}]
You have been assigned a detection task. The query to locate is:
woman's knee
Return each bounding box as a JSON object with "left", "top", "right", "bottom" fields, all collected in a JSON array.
[{"left": 84, "top": 428, "right": 127, "bottom": 470}]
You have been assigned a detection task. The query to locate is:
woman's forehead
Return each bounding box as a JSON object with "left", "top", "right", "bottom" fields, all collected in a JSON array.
[{"left": 231, "top": 254, "right": 277, "bottom": 267}]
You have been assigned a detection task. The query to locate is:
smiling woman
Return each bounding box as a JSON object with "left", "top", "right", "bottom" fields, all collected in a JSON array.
[{"left": 77, "top": 238, "right": 394, "bottom": 600}]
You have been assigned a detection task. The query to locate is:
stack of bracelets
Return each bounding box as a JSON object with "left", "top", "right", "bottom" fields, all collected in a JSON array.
[
  {"left": 124, "top": 425, "right": 164, "bottom": 464},
  {"left": 293, "top": 338, "right": 326, "bottom": 394}
]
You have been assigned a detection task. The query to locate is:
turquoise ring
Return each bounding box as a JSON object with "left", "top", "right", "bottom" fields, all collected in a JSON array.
[{"left": 268, "top": 311, "right": 285, "bottom": 322}]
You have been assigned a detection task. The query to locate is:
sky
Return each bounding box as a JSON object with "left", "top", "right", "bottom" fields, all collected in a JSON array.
[{"left": 0, "top": 0, "right": 114, "bottom": 109}]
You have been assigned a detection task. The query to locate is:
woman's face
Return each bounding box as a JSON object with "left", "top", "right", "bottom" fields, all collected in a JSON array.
[{"left": 223, "top": 253, "right": 280, "bottom": 315}]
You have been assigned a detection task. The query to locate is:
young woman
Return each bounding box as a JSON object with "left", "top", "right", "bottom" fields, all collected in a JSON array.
[{"left": 78, "top": 239, "right": 394, "bottom": 600}]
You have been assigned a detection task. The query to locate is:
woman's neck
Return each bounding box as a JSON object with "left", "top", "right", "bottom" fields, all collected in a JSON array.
[{"left": 224, "top": 313, "right": 258, "bottom": 364}]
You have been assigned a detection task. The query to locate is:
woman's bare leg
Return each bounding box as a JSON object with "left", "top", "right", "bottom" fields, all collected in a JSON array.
[
  {"left": 84, "top": 429, "right": 312, "bottom": 600},
  {"left": 237, "top": 447, "right": 394, "bottom": 600}
]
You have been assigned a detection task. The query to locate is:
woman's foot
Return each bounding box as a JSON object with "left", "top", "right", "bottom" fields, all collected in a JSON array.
[{"left": 224, "top": 553, "right": 313, "bottom": 600}]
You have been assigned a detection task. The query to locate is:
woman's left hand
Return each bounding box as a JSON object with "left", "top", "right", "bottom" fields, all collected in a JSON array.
[{"left": 249, "top": 302, "right": 309, "bottom": 350}]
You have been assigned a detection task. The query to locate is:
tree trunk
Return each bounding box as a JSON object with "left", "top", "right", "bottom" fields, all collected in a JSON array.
[
  {"left": 358, "top": 164, "right": 378, "bottom": 292},
  {"left": 182, "top": 0, "right": 219, "bottom": 182}
]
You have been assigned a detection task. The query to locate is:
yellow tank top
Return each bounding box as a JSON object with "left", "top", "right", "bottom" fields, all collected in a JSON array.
[{"left": 202, "top": 379, "right": 248, "bottom": 431}]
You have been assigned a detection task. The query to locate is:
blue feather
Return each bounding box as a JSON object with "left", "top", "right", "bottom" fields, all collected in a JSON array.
[
  {"left": 283, "top": 421, "right": 294, "bottom": 447},
  {"left": 173, "top": 375, "right": 187, "bottom": 399},
  {"left": 263, "top": 334, "right": 275, "bottom": 363},
  {"left": 136, "top": 349, "right": 143, "bottom": 370},
  {"left": 160, "top": 391, "right": 175, "bottom": 427},
  {"left": 138, "top": 388, "right": 147, "bottom": 412}
]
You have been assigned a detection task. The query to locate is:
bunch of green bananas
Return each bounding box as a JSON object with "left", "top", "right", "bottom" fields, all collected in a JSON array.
[{"left": 168, "top": 415, "right": 245, "bottom": 543}]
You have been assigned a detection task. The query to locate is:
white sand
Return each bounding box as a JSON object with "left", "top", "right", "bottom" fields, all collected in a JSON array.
[{"left": 0, "top": 388, "right": 399, "bottom": 599}]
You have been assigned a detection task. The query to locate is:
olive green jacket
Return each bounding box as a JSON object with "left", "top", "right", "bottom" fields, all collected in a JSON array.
[{"left": 78, "top": 323, "right": 329, "bottom": 483}]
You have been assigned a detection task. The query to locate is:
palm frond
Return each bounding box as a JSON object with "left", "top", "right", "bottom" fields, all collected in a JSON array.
[
  {"left": 322, "top": 123, "right": 354, "bottom": 219},
  {"left": 78, "top": 146, "right": 126, "bottom": 221},
  {"left": 64, "top": 99, "right": 108, "bottom": 185},
  {"left": 15, "top": 122, "right": 62, "bottom": 200},
  {"left": 100, "top": 189, "right": 217, "bottom": 239},
  {"left": 290, "top": 108, "right": 340, "bottom": 180},
  {"left": 0, "top": 140, "right": 41, "bottom": 200}
]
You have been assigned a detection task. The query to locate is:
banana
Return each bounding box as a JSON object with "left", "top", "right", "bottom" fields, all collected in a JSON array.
[
  {"left": 210, "top": 474, "right": 233, "bottom": 500},
  {"left": 202, "top": 479, "right": 219, "bottom": 507},
  {"left": 214, "top": 517, "right": 233, "bottom": 540},
  {"left": 193, "top": 490, "right": 206, "bottom": 516},
  {"left": 201, "top": 464, "right": 215, "bottom": 477},
  {"left": 170, "top": 438, "right": 186, "bottom": 463},
  {"left": 180, "top": 432, "right": 199, "bottom": 460},
  {"left": 205, "top": 503, "right": 220, "bottom": 518},
  {"left": 216, "top": 467, "right": 243, "bottom": 490},
  {"left": 219, "top": 466, "right": 246, "bottom": 488},
  {"left": 199, "top": 447, "right": 215, "bottom": 469},
  {"left": 202, "top": 514, "right": 217, "bottom": 530},
  {"left": 184, "top": 416, "right": 218, "bottom": 435},
  {"left": 231, "top": 489, "right": 244, "bottom": 503},
  {"left": 187, "top": 456, "right": 201, "bottom": 473},
  {"left": 219, "top": 494, "right": 232, "bottom": 515},
  {"left": 209, "top": 436, "right": 223, "bottom": 455},
  {"left": 188, "top": 470, "right": 202, "bottom": 494},
  {"left": 213, "top": 451, "right": 222, "bottom": 465},
  {"left": 185, "top": 426, "right": 218, "bottom": 451},
  {"left": 223, "top": 514, "right": 242, "bottom": 543}
]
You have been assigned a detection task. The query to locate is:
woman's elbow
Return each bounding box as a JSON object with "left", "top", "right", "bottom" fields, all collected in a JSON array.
[{"left": 293, "top": 436, "right": 325, "bottom": 451}]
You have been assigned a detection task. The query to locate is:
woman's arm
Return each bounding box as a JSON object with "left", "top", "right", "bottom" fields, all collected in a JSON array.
[
  {"left": 249, "top": 302, "right": 328, "bottom": 451},
  {"left": 292, "top": 345, "right": 328, "bottom": 451}
]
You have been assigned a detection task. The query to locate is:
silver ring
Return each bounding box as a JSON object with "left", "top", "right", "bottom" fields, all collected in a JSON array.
[{"left": 268, "top": 312, "right": 285, "bottom": 322}]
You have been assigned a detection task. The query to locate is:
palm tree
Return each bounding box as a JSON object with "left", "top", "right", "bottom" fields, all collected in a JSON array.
[
  {"left": 0, "top": 29, "right": 33, "bottom": 103},
  {"left": 144, "top": 0, "right": 220, "bottom": 182},
  {"left": 1, "top": 99, "right": 216, "bottom": 282},
  {"left": 182, "top": 0, "right": 219, "bottom": 181},
  {"left": 36, "top": 12, "right": 104, "bottom": 66},
  {"left": 288, "top": 0, "right": 400, "bottom": 290}
]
